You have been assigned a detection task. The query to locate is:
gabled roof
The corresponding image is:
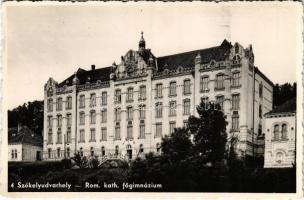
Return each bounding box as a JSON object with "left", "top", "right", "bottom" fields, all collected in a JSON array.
[
  {"left": 156, "top": 39, "right": 232, "bottom": 71},
  {"left": 8, "top": 126, "right": 43, "bottom": 147},
  {"left": 265, "top": 98, "right": 296, "bottom": 116},
  {"left": 58, "top": 66, "right": 112, "bottom": 87}
]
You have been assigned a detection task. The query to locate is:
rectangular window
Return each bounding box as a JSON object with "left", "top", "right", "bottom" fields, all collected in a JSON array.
[
  {"left": 232, "top": 115, "right": 239, "bottom": 131},
  {"left": 66, "top": 113, "right": 72, "bottom": 127},
  {"left": 155, "top": 123, "right": 162, "bottom": 138},
  {"left": 56, "top": 98, "right": 62, "bottom": 111},
  {"left": 169, "top": 121, "right": 176, "bottom": 134},
  {"left": 47, "top": 116, "right": 53, "bottom": 127},
  {"left": 48, "top": 148, "right": 52, "bottom": 159},
  {"left": 139, "top": 105, "right": 145, "bottom": 119},
  {"left": 101, "top": 109, "right": 107, "bottom": 123},
  {"left": 127, "top": 88, "right": 134, "bottom": 102},
  {"left": 169, "top": 101, "right": 176, "bottom": 116},
  {"left": 232, "top": 94, "right": 240, "bottom": 110},
  {"left": 115, "top": 108, "right": 121, "bottom": 122},
  {"left": 90, "top": 93, "right": 96, "bottom": 107},
  {"left": 79, "top": 112, "right": 85, "bottom": 125},
  {"left": 169, "top": 82, "right": 177, "bottom": 96},
  {"left": 79, "top": 129, "right": 85, "bottom": 143},
  {"left": 102, "top": 92, "right": 107, "bottom": 105},
  {"left": 57, "top": 148, "right": 61, "bottom": 158},
  {"left": 216, "top": 74, "right": 225, "bottom": 90},
  {"left": 90, "top": 129, "right": 96, "bottom": 142},
  {"left": 57, "top": 115, "right": 62, "bottom": 127},
  {"left": 101, "top": 127, "right": 107, "bottom": 141},
  {"left": 115, "top": 90, "right": 121, "bottom": 104},
  {"left": 139, "top": 124, "right": 145, "bottom": 139},
  {"left": 259, "top": 84, "right": 263, "bottom": 98},
  {"left": 48, "top": 132, "right": 53, "bottom": 144},
  {"left": 47, "top": 99, "right": 53, "bottom": 112},
  {"left": 139, "top": 86, "right": 146, "bottom": 100},
  {"left": 90, "top": 111, "right": 96, "bottom": 124},
  {"left": 127, "top": 125, "right": 133, "bottom": 140},
  {"left": 156, "top": 103, "right": 163, "bottom": 118},
  {"left": 183, "top": 79, "right": 191, "bottom": 94},
  {"left": 66, "top": 130, "right": 71, "bottom": 143},
  {"left": 115, "top": 126, "right": 121, "bottom": 140},
  {"left": 127, "top": 107, "right": 133, "bottom": 120},
  {"left": 58, "top": 130, "right": 63, "bottom": 144},
  {"left": 57, "top": 131, "right": 62, "bottom": 144},
  {"left": 66, "top": 96, "right": 72, "bottom": 110},
  {"left": 216, "top": 95, "right": 224, "bottom": 110},
  {"left": 232, "top": 72, "right": 241, "bottom": 87},
  {"left": 156, "top": 84, "right": 163, "bottom": 98},
  {"left": 79, "top": 95, "right": 85, "bottom": 108},
  {"left": 183, "top": 99, "right": 191, "bottom": 115},
  {"left": 259, "top": 104, "right": 262, "bottom": 118},
  {"left": 200, "top": 77, "right": 209, "bottom": 92}
]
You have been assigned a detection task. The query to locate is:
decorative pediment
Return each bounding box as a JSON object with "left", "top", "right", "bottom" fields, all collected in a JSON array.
[{"left": 45, "top": 78, "right": 58, "bottom": 96}]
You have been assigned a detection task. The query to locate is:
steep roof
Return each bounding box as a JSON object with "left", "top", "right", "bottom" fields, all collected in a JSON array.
[
  {"left": 58, "top": 66, "right": 112, "bottom": 87},
  {"left": 265, "top": 98, "right": 296, "bottom": 116},
  {"left": 8, "top": 126, "right": 43, "bottom": 147},
  {"left": 156, "top": 39, "right": 232, "bottom": 71}
]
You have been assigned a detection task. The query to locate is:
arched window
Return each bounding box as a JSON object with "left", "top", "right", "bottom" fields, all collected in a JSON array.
[
  {"left": 115, "top": 145, "right": 119, "bottom": 155},
  {"left": 56, "top": 97, "right": 62, "bottom": 111},
  {"left": 127, "top": 87, "right": 134, "bottom": 102},
  {"left": 66, "top": 96, "right": 72, "bottom": 110},
  {"left": 169, "top": 81, "right": 177, "bottom": 96},
  {"left": 101, "top": 146, "right": 105, "bottom": 156},
  {"left": 115, "top": 89, "right": 121, "bottom": 104},
  {"left": 139, "top": 85, "right": 146, "bottom": 100},
  {"left": 183, "top": 79, "right": 191, "bottom": 94},
  {"left": 215, "top": 73, "right": 225, "bottom": 90},
  {"left": 282, "top": 124, "right": 288, "bottom": 140},
  {"left": 139, "top": 144, "right": 144, "bottom": 153},
  {"left": 232, "top": 71, "right": 241, "bottom": 87},
  {"left": 90, "top": 93, "right": 96, "bottom": 107},
  {"left": 90, "top": 147, "right": 94, "bottom": 157},
  {"left": 90, "top": 110, "right": 96, "bottom": 124},
  {"left": 79, "top": 95, "right": 85, "bottom": 108},
  {"left": 47, "top": 98, "right": 53, "bottom": 112},
  {"left": 274, "top": 124, "right": 280, "bottom": 140}
]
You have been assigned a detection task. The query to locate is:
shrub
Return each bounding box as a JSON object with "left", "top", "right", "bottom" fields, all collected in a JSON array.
[
  {"left": 61, "top": 158, "right": 72, "bottom": 169},
  {"left": 90, "top": 156, "right": 100, "bottom": 169}
]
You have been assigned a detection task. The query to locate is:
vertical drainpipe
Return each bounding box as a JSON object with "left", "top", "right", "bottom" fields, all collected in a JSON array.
[
  {"left": 74, "top": 77, "right": 78, "bottom": 154},
  {"left": 252, "top": 67, "right": 255, "bottom": 158}
]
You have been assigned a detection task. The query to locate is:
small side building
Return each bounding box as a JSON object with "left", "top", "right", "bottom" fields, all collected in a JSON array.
[
  {"left": 264, "top": 98, "right": 296, "bottom": 168},
  {"left": 8, "top": 125, "right": 43, "bottom": 162}
]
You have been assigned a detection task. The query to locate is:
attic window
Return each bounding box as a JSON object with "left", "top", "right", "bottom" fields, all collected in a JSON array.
[
  {"left": 163, "top": 69, "right": 169, "bottom": 75},
  {"left": 177, "top": 66, "right": 184, "bottom": 73},
  {"left": 210, "top": 60, "right": 216, "bottom": 66}
]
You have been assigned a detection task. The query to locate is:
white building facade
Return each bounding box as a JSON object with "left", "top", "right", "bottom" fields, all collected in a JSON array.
[
  {"left": 8, "top": 126, "right": 43, "bottom": 162},
  {"left": 264, "top": 99, "right": 296, "bottom": 168},
  {"left": 43, "top": 34, "right": 273, "bottom": 160}
]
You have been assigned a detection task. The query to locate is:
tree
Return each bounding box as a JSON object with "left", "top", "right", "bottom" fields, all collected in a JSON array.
[
  {"left": 8, "top": 100, "right": 44, "bottom": 135},
  {"left": 273, "top": 82, "right": 296, "bottom": 108},
  {"left": 161, "top": 127, "right": 193, "bottom": 162},
  {"left": 188, "top": 102, "right": 228, "bottom": 166}
]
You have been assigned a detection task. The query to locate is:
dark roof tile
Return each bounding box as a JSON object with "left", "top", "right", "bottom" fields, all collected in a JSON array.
[{"left": 8, "top": 126, "right": 43, "bottom": 147}]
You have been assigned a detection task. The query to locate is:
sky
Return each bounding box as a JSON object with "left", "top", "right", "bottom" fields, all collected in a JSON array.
[{"left": 5, "top": 2, "right": 302, "bottom": 110}]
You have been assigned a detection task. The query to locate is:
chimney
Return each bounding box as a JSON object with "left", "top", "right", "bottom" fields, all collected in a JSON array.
[{"left": 91, "top": 65, "right": 96, "bottom": 70}]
